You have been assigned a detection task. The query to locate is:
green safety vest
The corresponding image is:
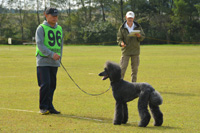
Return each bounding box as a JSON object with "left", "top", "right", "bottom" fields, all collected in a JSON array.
[{"left": 36, "top": 24, "right": 63, "bottom": 57}]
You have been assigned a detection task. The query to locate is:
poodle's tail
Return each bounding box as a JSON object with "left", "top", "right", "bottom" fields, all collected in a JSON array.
[{"left": 149, "top": 90, "right": 163, "bottom": 106}]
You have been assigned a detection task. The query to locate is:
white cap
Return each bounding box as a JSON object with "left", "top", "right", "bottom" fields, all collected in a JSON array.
[{"left": 126, "top": 11, "right": 135, "bottom": 18}]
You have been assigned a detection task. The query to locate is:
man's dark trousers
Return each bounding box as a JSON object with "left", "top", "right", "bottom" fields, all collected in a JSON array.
[{"left": 37, "top": 66, "right": 58, "bottom": 110}]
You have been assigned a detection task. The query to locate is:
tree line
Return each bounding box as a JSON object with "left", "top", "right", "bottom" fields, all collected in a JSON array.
[{"left": 0, "top": 0, "right": 200, "bottom": 45}]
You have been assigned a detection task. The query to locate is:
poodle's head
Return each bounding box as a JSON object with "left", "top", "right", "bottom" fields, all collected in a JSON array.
[{"left": 99, "top": 61, "right": 121, "bottom": 82}]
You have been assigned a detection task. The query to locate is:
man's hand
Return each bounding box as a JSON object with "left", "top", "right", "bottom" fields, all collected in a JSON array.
[
  {"left": 135, "top": 33, "right": 141, "bottom": 38},
  {"left": 121, "top": 41, "right": 126, "bottom": 47},
  {"left": 53, "top": 53, "right": 60, "bottom": 61}
]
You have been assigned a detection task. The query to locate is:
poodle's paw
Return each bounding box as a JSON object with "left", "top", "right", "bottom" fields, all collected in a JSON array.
[
  {"left": 113, "top": 120, "right": 122, "bottom": 125},
  {"left": 121, "top": 116, "right": 128, "bottom": 124},
  {"left": 138, "top": 116, "right": 151, "bottom": 127},
  {"left": 153, "top": 112, "right": 163, "bottom": 126},
  {"left": 122, "top": 121, "right": 127, "bottom": 124},
  {"left": 122, "top": 119, "right": 128, "bottom": 124},
  {"left": 154, "top": 121, "right": 163, "bottom": 126},
  {"left": 113, "top": 122, "right": 122, "bottom": 125},
  {"left": 138, "top": 122, "right": 148, "bottom": 127},
  {"left": 154, "top": 118, "right": 163, "bottom": 126}
]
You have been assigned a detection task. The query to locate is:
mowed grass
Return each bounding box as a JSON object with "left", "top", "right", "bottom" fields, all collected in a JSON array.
[{"left": 0, "top": 45, "right": 200, "bottom": 132}]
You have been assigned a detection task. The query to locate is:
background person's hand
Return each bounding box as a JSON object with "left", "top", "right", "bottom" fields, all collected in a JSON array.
[
  {"left": 135, "top": 33, "right": 141, "bottom": 38},
  {"left": 53, "top": 53, "right": 60, "bottom": 60},
  {"left": 121, "top": 41, "right": 126, "bottom": 47}
]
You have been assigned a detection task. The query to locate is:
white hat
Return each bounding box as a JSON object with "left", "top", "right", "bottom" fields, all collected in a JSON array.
[{"left": 126, "top": 11, "right": 135, "bottom": 18}]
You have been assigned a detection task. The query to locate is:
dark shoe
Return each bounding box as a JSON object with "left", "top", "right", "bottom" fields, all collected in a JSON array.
[
  {"left": 49, "top": 109, "right": 61, "bottom": 114},
  {"left": 40, "top": 109, "right": 49, "bottom": 115}
]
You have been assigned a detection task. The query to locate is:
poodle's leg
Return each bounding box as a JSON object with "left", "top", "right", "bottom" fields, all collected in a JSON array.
[
  {"left": 149, "top": 103, "right": 163, "bottom": 126},
  {"left": 138, "top": 90, "right": 151, "bottom": 127},
  {"left": 122, "top": 103, "right": 128, "bottom": 124},
  {"left": 113, "top": 101, "right": 123, "bottom": 125}
]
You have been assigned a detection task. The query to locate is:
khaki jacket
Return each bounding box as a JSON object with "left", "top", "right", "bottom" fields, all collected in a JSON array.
[{"left": 117, "top": 21, "right": 145, "bottom": 56}]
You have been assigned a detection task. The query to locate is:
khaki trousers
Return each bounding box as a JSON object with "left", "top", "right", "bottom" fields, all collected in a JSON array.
[{"left": 120, "top": 55, "right": 139, "bottom": 82}]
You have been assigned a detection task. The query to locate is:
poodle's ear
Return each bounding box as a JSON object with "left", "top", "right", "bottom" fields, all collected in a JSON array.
[{"left": 112, "top": 68, "right": 121, "bottom": 81}]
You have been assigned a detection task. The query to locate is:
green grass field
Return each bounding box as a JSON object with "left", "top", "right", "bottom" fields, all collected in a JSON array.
[{"left": 0, "top": 45, "right": 200, "bottom": 132}]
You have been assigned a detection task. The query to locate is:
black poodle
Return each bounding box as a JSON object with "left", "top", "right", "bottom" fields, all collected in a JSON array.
[{"left": 99, "top": 61, "right": 163, "bottom": 127}]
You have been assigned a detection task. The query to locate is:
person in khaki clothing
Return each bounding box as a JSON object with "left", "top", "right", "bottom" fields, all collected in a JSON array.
[{"left": 117, "top": 11, "right": 145, "bottom": 82}]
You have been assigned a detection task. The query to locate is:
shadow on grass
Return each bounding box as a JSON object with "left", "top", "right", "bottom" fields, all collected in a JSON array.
[
  {"left": 143, "top": 126, "right": 182, "bottom": 130},
  {"left": 52, "top": 113, "right": 113, "bottom": 123},
  {"left": 123, "top": 123, "right": 181, "bottom": 130},
  {"left": 51, "top": 114, "right": 181, "bottom": 130}
]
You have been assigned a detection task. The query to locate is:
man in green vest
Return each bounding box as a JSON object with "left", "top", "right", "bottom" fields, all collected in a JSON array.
[
  {"left": 117, "top": 11, "right": 145, "bottom": 82},
  {"left": 35, "top": 7, "right": 63, "bottom": 115}
]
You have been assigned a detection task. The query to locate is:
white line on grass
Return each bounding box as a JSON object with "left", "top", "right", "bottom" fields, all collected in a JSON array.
[
  {"left": 0, "top": 107, "right": 36, "bottom": 113},
  {"left": 0, "top": 107, "right": 103, "bottom": 122},
  {"left": 0, "top": 76, "right": 17, "bottom": 78}
]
